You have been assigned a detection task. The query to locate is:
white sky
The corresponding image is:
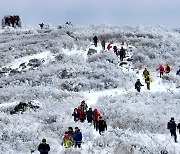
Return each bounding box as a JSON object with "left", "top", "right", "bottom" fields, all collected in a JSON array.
[{"left": 0, "top": 0, "right": 179, "bottom": 28}]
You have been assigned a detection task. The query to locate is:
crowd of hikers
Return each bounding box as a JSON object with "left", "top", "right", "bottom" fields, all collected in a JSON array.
[
  {"left": 37, "top": 100, "right": 107, "bottom": 153},
  {"left": 61, "top": 127, "right": 82, "bottom": 148},
  {"left": 134, "top": 63, "right": 180, "bottom": 92},
  {"left": 2, "top": 15, "right": 20, "bottom": 28},
  {"left": 93, "top": 35, "right": 127, "bottom": 61},
  {"left": 72, "top": 100, "right": 107, "bottom": 135}
]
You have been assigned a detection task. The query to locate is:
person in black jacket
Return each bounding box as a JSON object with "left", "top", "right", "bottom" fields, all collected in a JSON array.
[
  {"left": 97, "top": 116, "right": 107, "bottom": 135},
  {"left": 39, "top": 23, "right": 44, "bottom": 29},
  {"left": 119, "top": 47, "right": 126, "bottom": 61},
  {"left": 167, "top": 117, "right": 177, "bottom": 142},
  {"left": 93, "top": 36, "right": 98, "bottom": 47},
  {"left": 135, "top": 79, "right": 144, "bottom": 92},
  {"left": 38, "top": 138, "right": 50, "bottom": 154},
  {"left": 86, "top": 108, "right": 93, "bottom": 123}
]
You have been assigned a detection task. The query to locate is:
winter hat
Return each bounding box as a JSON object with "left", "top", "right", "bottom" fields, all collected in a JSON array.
[
  {"left": 81, "top": 100, "right": 85, "bottom": 103},
  {"left": 68, "top": 127, "right": 73, "bottom": 130},
  {"left": 171, "top": 117, "right": 174, "bottom": 121},
  {"left": 65, "top": 131, "right": 68, "bottom": 134},
  {"left": 42, "top": 138, "right": 46, "bottom": 142}
]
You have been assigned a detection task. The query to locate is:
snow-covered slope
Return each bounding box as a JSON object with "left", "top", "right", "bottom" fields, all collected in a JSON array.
[{"left": 0, "top": 25, "right": 180, "bottom": 154}]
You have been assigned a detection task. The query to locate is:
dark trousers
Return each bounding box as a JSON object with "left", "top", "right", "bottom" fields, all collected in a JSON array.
[
  {"left": 102, "top": 45, "right": 105, "bottom": 50},
  {"left": 160, "top": 72, "right": 163, "bottom": 78},
  {"left": 170, "top": 130, "right": 177, "bottom": 142},
  {"left": 94, "top": 42, "right": 97, "bottom": 47},
  {"left": 99, "top": 129, "right": 105, "bottom": 135},
  {"left": 94, "top": 120, "right": 98, "bottom": 130},
  {"left": 147, "top": 82, "right": 150, "bottom": 90},
  {"left": 114, "top": 51, "right": 118, "bottom": 56},
  {"left": 136, "top": 88, "right": 140, "bottom": 92},
  {"left": 75, "top": 142, "right": 81, "bottom": 148},
  {"left": 120, "top": 55, "right": 123, "bottom": 61}
]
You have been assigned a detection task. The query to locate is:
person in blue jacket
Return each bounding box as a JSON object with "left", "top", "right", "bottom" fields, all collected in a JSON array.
[{"left": 74, "top": 127, "right": 82, "bottom": 148}]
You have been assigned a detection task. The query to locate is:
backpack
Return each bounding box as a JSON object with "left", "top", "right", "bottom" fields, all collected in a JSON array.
[
  {"left": 166, "top": 66, "right": 170, "bottom": 72},
  {"left": 145, "top": 76, "right": 150, "bottom": 82},
  {"left": 167, "top": 122, "right": 171, "bottom": 129}
]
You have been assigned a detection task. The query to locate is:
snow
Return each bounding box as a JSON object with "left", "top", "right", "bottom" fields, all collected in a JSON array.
[
  {"left": 0, "top": 25, "right": 180, "bottom": 154},
  {"left": 5, "top": 51, "right": 54, "bottom": 69}
]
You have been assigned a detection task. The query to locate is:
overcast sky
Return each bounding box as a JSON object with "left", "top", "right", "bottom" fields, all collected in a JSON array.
[{"left": 0, "top": 0, "right": 179, "bottom": 28}]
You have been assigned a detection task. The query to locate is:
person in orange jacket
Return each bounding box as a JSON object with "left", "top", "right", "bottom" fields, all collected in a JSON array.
[
  {"left": 165, "top": 64, "right": 170, "bottom": 73},
  {"left": 157, "top": 64, "right": 164, "bottom": 78}
]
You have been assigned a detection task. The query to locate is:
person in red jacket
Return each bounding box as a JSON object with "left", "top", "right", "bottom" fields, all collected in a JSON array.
[
  {"left": 157, "top": 64, "right": 164, "bottom": 78},
  {"left": 93, "top": 108, "right": 100, "bottom": 130},
  {"left": 107, "top": 44, "right": 112, "bottom": 50},
  {"left": 77, "top": 106, "right": 84, "bottom": 122}
]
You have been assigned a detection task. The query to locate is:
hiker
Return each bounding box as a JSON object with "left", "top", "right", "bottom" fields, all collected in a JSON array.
[
  {"left": 93, "top": 108, "right": 100, "bottom": 130},
  {"left": 167, "top": 117, "right": 177, "bottom": 142},
  {"left": 86, "top": 108, "right": 93, "bottom": 123},
  {"left": 68, "top": 127, "right": 75, "bottom": 140},
  {"left": 5, "top": 17, "right": 8, "bottom": 25},
  {"left": 143, "top": 68, "right": 149, "bottom": 78},
  {"left": 97, "top": 116, "right": 107, "bottom": 135},
  {"left": 39, "top": 23, "right": 44, "bottom": 29},
  {"left": 77, "top": 106, "right": 83, "bottom": 122},
  {"left": 107, "top": 44, "right": 112, "bottom": 50},
  {"left": 113, "top": 46, "right": 118, "bottom": 56},
  {"left": 135, "top": 79, "right": 144, "bottom": 92},
  {"left": 80, "top": 100, "right": 88, "bottom": 122},
  {"left": 7, "top": 18, "right": 11, "bottom": 26},
  {"left": 119, "top": 47, "right": 126, "bottom": 61},
  {"left": 164, "top": 64, "right": 170, "bottom": 73},
  {"left": 176, "top": 68, "right": 180, "bottom": 75},
  {"left": 74, "top": 127, "right": 82, "bottom": 148},
  {"left": 145, "top": 74, "right": 152, "bottom": 90},
  {"left": 72, "top": 108, "right": 79, "bottom": 122},
  {"left": 157, "top": 64, "right": 164, "bottom": 78},
  {"left": 177, "top": 123, "right": 180, "bottom": 134},
  {"left": 61, "top": 132, "right": 74, "bottom": 148},
  {"left": 101, "top": 40, "right": 106, "bottom": 50},
  {"left": 10, "top": 16, "right": 15, "bottom": 27},
  {"left": 14, "top": 16, "right": 20, "bottom": 26},
  {"left": 93, "top": 36, "right": 98, "bottom": 47},
  {"left": 38, "top": 138, "right": 50, "bottom": 154}
]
